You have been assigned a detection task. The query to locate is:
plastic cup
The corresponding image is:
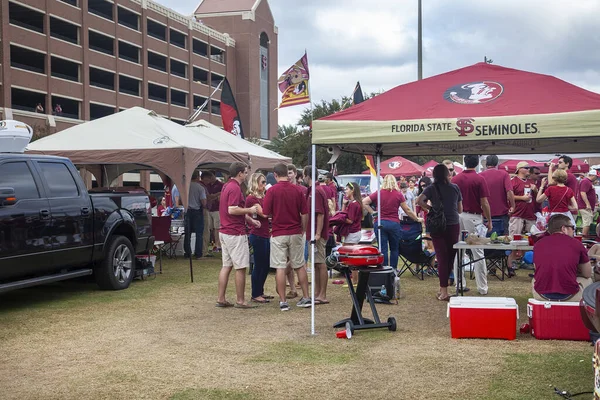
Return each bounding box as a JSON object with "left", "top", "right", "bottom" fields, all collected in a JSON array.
[
  {"left": 336, "top": 330, "right": 348, "bottom": 339},
  {"left": 527, "top": 235, "right": 535, "bottom": 246},
  {"left": 514, "top": 234, "right": 522, "bottom": 240},
  {"left": 575, "top": 235, "right": 583, "bottom": 242}
]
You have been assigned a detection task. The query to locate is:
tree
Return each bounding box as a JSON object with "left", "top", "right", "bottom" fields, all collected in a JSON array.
[{"left": 29, "top": 123, "right": 53, "bottom": 142}]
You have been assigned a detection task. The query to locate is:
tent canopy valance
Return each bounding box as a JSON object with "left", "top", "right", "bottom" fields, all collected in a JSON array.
[{"left": 312, "top": 63, "right": 600, "bottom": 156}]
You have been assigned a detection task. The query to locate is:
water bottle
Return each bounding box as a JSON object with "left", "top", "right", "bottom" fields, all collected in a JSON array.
[
  {"left": 380, "top": 284, "right": 387, "bottom": 298},
  {"left": 393, "top": 276, "right": 400, "bottom": 299}
]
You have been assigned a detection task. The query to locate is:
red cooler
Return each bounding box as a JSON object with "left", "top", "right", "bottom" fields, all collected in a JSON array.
[
  {"left": 336, "top": 245, "right": 384, "bottom": 267},
  {"left": 447, "top": 297, "right": 518, "bottom": 340},
  {"left": 527, "top": 299, "right": 589, "bottom": 341}
]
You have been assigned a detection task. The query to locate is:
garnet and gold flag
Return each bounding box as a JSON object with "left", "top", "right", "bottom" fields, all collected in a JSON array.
[
  {"left": 365, "top": 155, "right": 379, "bottom": 193},
  {"left": 278, "top": 52, "right": 310, "bottom": 108}
]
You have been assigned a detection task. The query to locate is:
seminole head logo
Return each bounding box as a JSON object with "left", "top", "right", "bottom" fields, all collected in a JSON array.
[
  {"left": 388, "top": 161, "right": 402, "bottom": 169},
  {"left": 444, "top": 81, "right": 503, "bottom": 104}
]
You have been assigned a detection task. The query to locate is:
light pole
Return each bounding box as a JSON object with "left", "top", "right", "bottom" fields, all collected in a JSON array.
[{"left": 418, "top": 0, "right": 422, "bottom": 80}]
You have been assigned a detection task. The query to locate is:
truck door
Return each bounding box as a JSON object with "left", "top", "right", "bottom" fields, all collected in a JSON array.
[
  {"left": 34, "top": 161, "right": 94, "bottom": 268},
  {"left": 0, "top": 160, "right": 52, "bottom": 281}
]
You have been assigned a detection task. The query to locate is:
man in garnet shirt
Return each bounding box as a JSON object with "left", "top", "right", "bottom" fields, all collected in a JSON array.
[
  {"left": 263, "top": 163, "right": 311, "bottom": 311},
  {"left": 216, "top": 162, "right": 260, "bottom": 309},
  {"left": 548, "top": 155, "right": 578, "bottom": 194},
  {"left": 303, "top": 166, "right": 330, "bottom": 305},
  {"left": 285, "top": 164, "right": 308, "bottom": 299},
  {"left": 452, "top": 155, "right": 493, "bottom": 295},
  {"left": 578, "top": 171, "right": 598, "bottom": 236},
  {"left": 532, "top": 214, "right": 592, "bottom": 301},
  {"left": 480, "top": 155, "right": 514, "bottom": 235},
  {"left": 508, "top": 162, "right": 538, "bottom": 267}
]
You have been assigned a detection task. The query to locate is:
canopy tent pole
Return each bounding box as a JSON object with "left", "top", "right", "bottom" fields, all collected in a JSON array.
[
  {"left": 310, "top": 144, "right": 316, "bottom": 336},
  {"left": 376, "top": 150, "right": 382, "bottom": 253}
]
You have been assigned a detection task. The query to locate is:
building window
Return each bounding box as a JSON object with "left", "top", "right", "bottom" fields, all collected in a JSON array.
[
  {"left": 147, "top": 51, "right": 167, "bottom": 72},
  {"left": 118, "top": 41, "right": 139, "bottom": 63},
  {"left": 193, "top": 95, "right": 207, "bottom": 109},
  {"left": 51, "top": 57, "right": 79, "bottom": 82},
  {"left": 10, "top": 45, "right": 45, "bottom": 74},
  {"left": 90, "top": 103, "right": 114, "bottom": 120},
  {"left": 193, "top": 39, "right": 208, "bottom": 57},
  {"left": 210, "top": 99, "right": 220, "bottom": 115},
  {"left": 11, "top": 88, "right": 46, "bottom": 113},
  {"left": 170, "top": 89, "right": 187, "bottom": 108},
  {"left": 148, "top": 83, "right": 167, "bottom": 103},
  {"left": 9, "top": 2, "right": 44, "bottom": 34},
  {"left": 89, "top": 67, "right": 115, "bottom": 91},
  {"left": 210, "top": 46, "right": 225, "bottom": 64},
  {"left": 170, "top": 59, "right": 187, "bottom": 79},
  {"left": 88, "top": 0, "right": 113, "bottom": 21},
  {"left": 58, "top": 0, "right": 78, "bottom": 6},
  {"left": 117, "top": 7, "right": 138, "bottom": 31},
  {"left": 210, "top": 73, "right": 223, "bottom": 89},
  {"left": 193, "top": 67, "right": 208, "bottom": 85},
  {"left": 119, "top": 75, "right": 140, "bottom": 97},
  {"left": 51, "top": 95, "right": 80, "bottom": 119},
  {"left": 147, "top": 19, "right": 166, "bottom": 41},
  {"left": 89, "top": 30, "right": 114, "bottom": 55},
  {"left": 169, "top": 29, "right": 186, "bottom": 49},
  {"left": 50, "top": 17, "right": 79, "bottom": 45}
]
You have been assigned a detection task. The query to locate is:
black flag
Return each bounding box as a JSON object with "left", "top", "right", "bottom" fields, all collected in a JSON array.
[
  {"left": 220, "top": 77, "right": 244, "bottom": 138},
  {"left": 353, "top": 81, "right": 364, "bottom": 105}
]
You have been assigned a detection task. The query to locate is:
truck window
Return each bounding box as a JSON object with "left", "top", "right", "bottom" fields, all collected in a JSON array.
[
  {"left": 38, "top": 162, "right": 80, "bottom": 198},
  {"left": 0, "top": 161, "right": 40, "bottom": 200}
]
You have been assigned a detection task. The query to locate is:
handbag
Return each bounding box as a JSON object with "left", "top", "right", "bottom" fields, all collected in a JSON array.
[{"left": 426, "top": 183, "right": 447, "bottom": 234}]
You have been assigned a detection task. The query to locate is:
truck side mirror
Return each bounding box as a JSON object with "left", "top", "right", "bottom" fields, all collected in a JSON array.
[{"left": 0, "top": 188, "right": 16, "bottom": 206}]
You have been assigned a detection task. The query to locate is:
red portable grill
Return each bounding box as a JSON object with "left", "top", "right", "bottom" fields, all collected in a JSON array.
[
  {"left": 580, "top": 282, "right": 600, "bottom": 336},
  {"left": 330, "top": 245, "right": 396, "bottom": 335}
]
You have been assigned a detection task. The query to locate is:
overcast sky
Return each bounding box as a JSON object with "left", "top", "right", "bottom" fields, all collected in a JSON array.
[{"left": 166, "top": 0, "right": 600, "bottom": 128}]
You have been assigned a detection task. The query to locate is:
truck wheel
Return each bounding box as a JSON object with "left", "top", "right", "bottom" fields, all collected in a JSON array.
[{"left": 95, "top": 235, "right": 135, "bottom": 290}]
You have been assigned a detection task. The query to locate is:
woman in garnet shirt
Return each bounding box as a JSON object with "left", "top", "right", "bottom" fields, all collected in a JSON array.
[
  {"left": 363, "top": 174, "right": 422, "bottom": 270},
  {"left": 536, "top": 169, "right": 578, "bottom": 226},
  {"left": 245, "top": 173, "right": 272, "bottom": 303},
  {"left": 342, "top": 182, "right": 363, "bottom": 244}
]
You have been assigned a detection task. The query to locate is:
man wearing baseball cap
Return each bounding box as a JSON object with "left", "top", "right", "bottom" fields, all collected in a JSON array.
[
  {"left": 508, "top": 161, "right": 538, "bottom": 270},
  {"left": 578, "top": 170, "right": 598, "bottom": 236}
]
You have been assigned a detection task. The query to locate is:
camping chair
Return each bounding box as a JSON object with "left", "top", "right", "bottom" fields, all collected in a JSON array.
[
  {"left": 151, "top": 216, "right": 172, "bottom": 273},
  {"left": 484, "top": 217, "right": 510, "bottom": 281},
  {"left": 398, "top": 220, "right": 436, "bottom": 280}
]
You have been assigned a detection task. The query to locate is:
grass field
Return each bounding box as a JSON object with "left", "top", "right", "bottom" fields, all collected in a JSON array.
[{"left": 0, "top": 257, "right": 594, "bottom": 400}]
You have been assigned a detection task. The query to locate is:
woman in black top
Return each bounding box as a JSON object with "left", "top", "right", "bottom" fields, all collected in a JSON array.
[{"left": 416, "top": 164, "right": 463, "bottom": 301}]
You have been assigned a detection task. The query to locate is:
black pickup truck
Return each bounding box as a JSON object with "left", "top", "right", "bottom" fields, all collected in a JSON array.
[{"left": 0, "top": 153, "right": 154, "bottom": 293}]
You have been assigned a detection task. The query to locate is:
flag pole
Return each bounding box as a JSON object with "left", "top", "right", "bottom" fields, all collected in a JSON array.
[
  {"left": 186, "top": 79, "right": 224, "bottom": 124},
  {"left": 341, "top": 84, "right": 359, "bottom": 110},
  {"left": 306, "top": 50, "right": 317, "bottom": 336}
]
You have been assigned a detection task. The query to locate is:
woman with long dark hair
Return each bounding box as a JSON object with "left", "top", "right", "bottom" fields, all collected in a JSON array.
[{"left": 416, "top": 164, "right": 463, "bottom": 301}]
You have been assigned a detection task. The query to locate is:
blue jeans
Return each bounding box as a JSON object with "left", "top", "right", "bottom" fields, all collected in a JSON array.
[
  {"left": 249, "top": 234, "right": 270, "bottom": 298},
  {"left": 184, "top": 208, "right": 204, "bottom": 257},
  {"left": 379, "top": 219, "right": 401, "bottom": 269}
]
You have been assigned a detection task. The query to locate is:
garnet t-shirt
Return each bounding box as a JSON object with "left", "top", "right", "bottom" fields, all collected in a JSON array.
[
  {"left": 533, "top": 233, "right": 588, "bottom": 295},
  {"left": 245, "top": 195, "right": 269, "bottom": 238},
  {"left": 305, "top": 185, "right": 330, "bottom": 240},
  {"left": 511, "top": 177, "right": 536, "bottom": 220},
  {"left": 545, "top": 185, "right": 574, "bottom": 212},
  {"left": 577, "top": 178, "right": 596, "bottom": 210},
  {"left": 263, "top": 180, "right": 309, "bottom": 237},
  {"left": 219, "top": 179, "right": 246, "bottom": 236},
  {"left": 368, "top": 190, "right": 406, "bottom": 223},
  {"left": 452, "top": 170, "right": 490, "bottom": 214},
  {"left": 480, "top": 168, "right": 512, "bottom": 216},
  {"left": 346, "top": 200, "right": 363, "bottom": 233}
]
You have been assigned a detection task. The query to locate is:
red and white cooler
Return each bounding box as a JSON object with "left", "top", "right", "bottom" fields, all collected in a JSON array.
[
  {"left": 447, "top": 297, "right": 518, "bottom": 340},
  {"left": 527, "top": 299, "right": 589, "bottom": 341}
]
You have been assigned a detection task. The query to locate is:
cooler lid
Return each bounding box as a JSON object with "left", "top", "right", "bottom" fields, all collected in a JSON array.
[
  {"left": 448, "top": 297, "right": 517, "bottom": 308},
  {"left": 337, "top": 244, "right": 381, "bottom": 256}
]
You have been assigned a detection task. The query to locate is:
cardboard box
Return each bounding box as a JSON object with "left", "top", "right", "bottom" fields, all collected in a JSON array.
[
  {"left": 447, "top": 297, "right": 518, "bottom": 340},
  {"left": 527, "top": 299, "right": 589, "bottom": 341}
]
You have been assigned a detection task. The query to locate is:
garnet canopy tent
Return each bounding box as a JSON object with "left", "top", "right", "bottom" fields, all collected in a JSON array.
[
  {"left": 362, "top": 156, "right": 423, "bottom": 177},
  {"left": 498, "top": 158, "right": 589, "bottom": 174},
  {"left": 421, "top": 159, "right": 463, "bottom": 176},
  {"left": 312, "top": 63, "right": 600, "bottom": 156}
]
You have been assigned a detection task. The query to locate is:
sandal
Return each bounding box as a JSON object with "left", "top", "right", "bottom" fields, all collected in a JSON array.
[
  {"left": 286, "top": 291, "right": 298, "bottom": 299},
  {"left": 314, "top": 299, "right": 330, "bottom": 305},
  {"left": 215, "top": 300, "right": 234, "bottom": 308},
  {"left": 234, "top": 303, "right": 256, "bottom": 309},
  {"left": 436, "top": 293, "right": 452, "bottom": 302},
  {"left": 251, "top": 297, "right": 270, "bottom": 304},
  {"left": 262, "top": 294, "right": 275, "bottom": 299}
]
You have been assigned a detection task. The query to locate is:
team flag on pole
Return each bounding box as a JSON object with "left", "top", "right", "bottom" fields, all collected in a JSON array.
[
  {"left": 277, "top": 52, "right": 310, "bottom": 108},
  {"left": 365, "top": 155, "right": 379, "bottom": 193},
  {"left": 220, "top": 77, "right": 244, "bottom": 138},
  {"left": 353, "top": 81, "right": 365, "bottom": 105}
]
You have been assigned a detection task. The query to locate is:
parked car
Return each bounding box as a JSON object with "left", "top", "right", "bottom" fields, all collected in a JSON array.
[
  {"left": 0, "top": 153, "right": 154, "bottom": 293},
  {"left": 335, "top": 174, "right": 376, "bottom": 198}
]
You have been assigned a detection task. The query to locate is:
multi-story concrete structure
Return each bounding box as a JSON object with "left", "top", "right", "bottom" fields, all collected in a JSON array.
[{"left": 0, "top": 0, "right": 278, "bottom": 140}]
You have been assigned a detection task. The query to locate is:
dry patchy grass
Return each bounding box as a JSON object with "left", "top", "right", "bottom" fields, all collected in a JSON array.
[{"left": 0, "top": 258, "right": 593, "bottom": 400}]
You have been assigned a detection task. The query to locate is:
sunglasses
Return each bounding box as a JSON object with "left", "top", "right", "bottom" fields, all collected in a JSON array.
[
  {"left": 532, "top": 172, "right": 541, "bottom": 175},
  {"left": 260, "top": 180, "right": 266, "bottom": 184},
  {"left": 448, "top": 168, "right": 454, "bottom": 172}
]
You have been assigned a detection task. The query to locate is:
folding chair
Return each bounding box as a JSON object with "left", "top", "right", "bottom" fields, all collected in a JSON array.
[
  {"left": 398, "top": 220, "right": 436, "bottom": 280},
  {"left": 484, "top": 217, "right": 510, "bottom": 281},
  {"left": 151, "top": 216, "right": 172, "bottom": 273},
  {"left": 167, "top": 219, "right": 185, "bottom": 258}
]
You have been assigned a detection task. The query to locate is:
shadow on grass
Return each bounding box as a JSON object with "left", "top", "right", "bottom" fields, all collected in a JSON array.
[
  {"left": 170, "top": 388, "right": 257, "bottom": 400},
  {"left": 486, "top": 350, "right": 593, "bottom": 400},
  {"left": 248, "top": 340, "right": 358, "bottom": 365}
]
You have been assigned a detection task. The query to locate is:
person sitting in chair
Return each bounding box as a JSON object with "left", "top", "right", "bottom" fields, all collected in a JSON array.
[{"left": 532, "top": 214, "right": 592, "bottom": 301}]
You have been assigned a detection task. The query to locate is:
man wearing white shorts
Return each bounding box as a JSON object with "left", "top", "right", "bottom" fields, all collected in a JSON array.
[
  {"left": 216, "top": 162, "right": 260, "bottom": 309},
  {"left": 263, "top": 163, "right": 310, "bottom": 311}
]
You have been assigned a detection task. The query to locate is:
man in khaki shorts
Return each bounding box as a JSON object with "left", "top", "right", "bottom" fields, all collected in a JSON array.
[
  {"left": 303, "top": 166, "right": 330, "bottom": 305},
  {"left": 216, "top": 162, "right": 260, "bottom": 309},
  {"left": 263, "top": 163, "right": 311, "bottom": 311},
  {"left": 578, "top": 170, "right": 598, "bottom": 236}
]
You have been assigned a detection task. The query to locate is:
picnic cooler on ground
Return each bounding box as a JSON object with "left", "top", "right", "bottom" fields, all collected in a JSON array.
[
  {"left": 447, "top": 297, "right": 518, "bottom": 340},
  {"left": 527, "top": 299, "right": 589, "bottom": 341},
  {"left": 336, "top": 245, "right": 384, "bottom": 267}
]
